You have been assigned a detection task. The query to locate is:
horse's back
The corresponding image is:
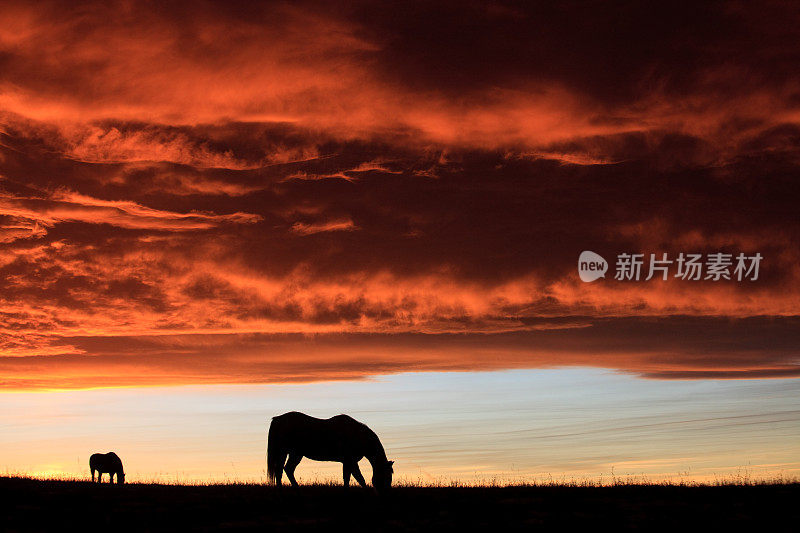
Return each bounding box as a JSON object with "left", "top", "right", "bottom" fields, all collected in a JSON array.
[
  {"left": 272, "top": 411, "right": 319, "bottom": 424},
  {"left": 272, "top": 412, "right": 365, "bottom": 432},
  {"left": 90, "top": 451, "right": 122, "bottom": 471},
  {"left": 269, "top": 412, "right": 373, "bottom": 460},
  {"left": 271, "top": 412, "right": 333, "bottom": 433}
]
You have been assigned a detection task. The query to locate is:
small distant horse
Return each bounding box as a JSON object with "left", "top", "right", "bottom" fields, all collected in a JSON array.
[
  {"left": 90, "top": 452, "right": 125, "bottom": 484},
  {"left": 267, "top": 412, "right": 394, "bottom": 491}
]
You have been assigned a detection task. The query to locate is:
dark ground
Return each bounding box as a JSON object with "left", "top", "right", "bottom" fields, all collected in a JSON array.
[{"left": 1, "top": 477, "right": 798, "bottom": 531}]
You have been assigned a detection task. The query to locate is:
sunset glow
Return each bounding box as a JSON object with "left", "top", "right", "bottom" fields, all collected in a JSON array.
[{"left": 1, "top": 1, "right": 799, "bottom": 484}]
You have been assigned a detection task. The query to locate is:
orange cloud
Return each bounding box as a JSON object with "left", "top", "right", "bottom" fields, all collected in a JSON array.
[
  {"left": 2, "top": 1, "right": 800, "bottom": 389},
  {"left": 2, "top": 317, "right": 800, "bottom": 390},
  {"left": 0, "top": 190, "right": 261, "bottom": 235},
  {"left": 291, "top": 219, "right": 356, "bottom": 235},
  {"left": 2, "top": 1, "right": 797, "bottom": 156}
]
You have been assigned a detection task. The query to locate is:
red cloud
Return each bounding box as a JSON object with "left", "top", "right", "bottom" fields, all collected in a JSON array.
[
  {"left": 0, "top": 190, "right": 261, "bottom": 235},
  {"left": 2, "top": 319, "right": 800, "bottom": 390},
  {"left": 2, "top": 1, "right": 799, "bottom": 389},
  {"left": 2, "top": 2, "right": 798, "bottom": 154}
]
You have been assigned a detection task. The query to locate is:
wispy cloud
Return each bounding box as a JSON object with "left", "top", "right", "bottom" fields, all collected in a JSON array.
[
  {"left": 0, "top": 189, "right": 261, "bottom": 234},
  {"left": 291, "top": 218, "right": 356, "bottom": 235}
]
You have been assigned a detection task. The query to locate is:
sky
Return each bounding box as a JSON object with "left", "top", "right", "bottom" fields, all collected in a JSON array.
[
  {"left": 1, "top": 1, "right": 799, "bottom": 482},
  {"left": 3, "top": 369, "right": 799, "bottom": 483}
]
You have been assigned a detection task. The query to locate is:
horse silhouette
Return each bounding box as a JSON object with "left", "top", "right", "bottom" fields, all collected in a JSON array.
[
  {"left": 267, "top": 411, "right": 394, "bottom": 491},
  {"left": 89, "top": 452, "right": 125, "bottom": 484}
]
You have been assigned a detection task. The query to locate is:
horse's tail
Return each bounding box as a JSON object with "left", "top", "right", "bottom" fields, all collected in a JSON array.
[{"left": 266, "top": 417, "right": 286, "bottom": 485}]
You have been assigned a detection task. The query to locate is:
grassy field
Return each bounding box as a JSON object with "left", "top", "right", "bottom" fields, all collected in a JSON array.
[{"left": 2, "top": 476, "right": 798, "bottom": 531}]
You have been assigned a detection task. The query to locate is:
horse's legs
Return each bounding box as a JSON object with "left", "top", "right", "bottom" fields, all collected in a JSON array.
[
  {"left": 91, "top": 469, "right": 96, "bottom": 482},
  {"left": 274, "top": 452, "right": 286, "bottom": 486},
  {"left": 284, "top": 454, "right": 302, "bottom": 487},
  {"left": 350, "top": 462, "right": 367, "bottom": 488},
  {"left": 343, "top": 463, "right": 352, "bottom": 488}
]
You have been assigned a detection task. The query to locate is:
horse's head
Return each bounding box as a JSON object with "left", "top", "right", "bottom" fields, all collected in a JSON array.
[
  {"left": 372, "top": 460, "right": 394, "bottom": 492},
  {"left": 117, "top": 472, "right": 125, "bottom": 484}
]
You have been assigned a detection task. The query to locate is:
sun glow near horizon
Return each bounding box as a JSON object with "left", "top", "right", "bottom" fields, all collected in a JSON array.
[{"left": 3, "top": 369, "right": 798, "bottom": 485}]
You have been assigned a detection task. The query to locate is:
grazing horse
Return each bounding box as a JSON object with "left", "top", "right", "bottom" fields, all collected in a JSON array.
[
  {"left": 90, "top": 452, "right": 125, "bottom": 484},
  {"left": 267, "top": 412, "right": 394, "bottom": 491}
]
